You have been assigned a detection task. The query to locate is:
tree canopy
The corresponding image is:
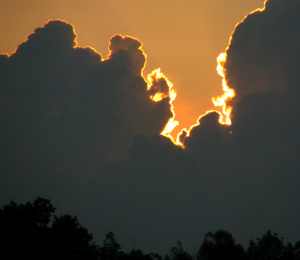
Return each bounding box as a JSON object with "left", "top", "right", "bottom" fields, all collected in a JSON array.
[{"left": 1, "top": 197, "right": 300, "bottom": 260}]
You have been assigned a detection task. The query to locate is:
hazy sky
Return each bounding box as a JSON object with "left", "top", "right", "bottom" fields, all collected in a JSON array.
[
  {"left": 0, "top": 0, "right": 264, "bottom": 138},
  {"left": 2, "top": 0, "right": 300, "bottom": 255}
]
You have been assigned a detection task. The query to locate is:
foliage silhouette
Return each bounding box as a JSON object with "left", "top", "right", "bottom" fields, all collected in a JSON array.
[
  {"left": 0, "top": 197, "right": 100, "bottom": 260},
  {"left": 169, "top": 240, "right": 193, "bottom": 260},
  {"left": 294, "top": 241, "right": 300, "bottom": 260},
  {"left": 99, "top": 231, "right": 121, "bottom": 260},
  {"left": 246, "top": 230, "right": 285, "bottom": 260},
  {"left": 196, "top": 229, "right": 245, "bottom": 260},
  {"left": 2, "top": 197, "right": 300, "bottom": 259},
  {"left": 120, "top": 249, "right": 163, "bottom": 260},
  {"left": 245, "top": 230, "right": 300, "bottom": 260},
  {"left": 51, "top": 214, "right": 100, "bottom": 260}
]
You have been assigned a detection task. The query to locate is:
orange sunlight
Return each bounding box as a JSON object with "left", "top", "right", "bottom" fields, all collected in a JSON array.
[
  {"left": 147, "top": 68, "right": 179, "bottom": 141},
  {"left": 174, "top": 52, "right": 235, "bottom": 147},
  {"left": 103, "top": 2, "right": 268, "bottom": 146},
  {"left": 212, "top": 52, "right": 235, "bottom": 125},
  {"left": 172, "top": 2, "right": 269, "bottom": 146}
]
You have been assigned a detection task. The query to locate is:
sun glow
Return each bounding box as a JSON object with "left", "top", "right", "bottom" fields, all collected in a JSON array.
[
  {"left": 156, "top": 2, "right": 267, "bottom": 146},
  {"left": 175, "top": 53, "right": 235, "bottom": 146},
  {"left": 212, "top": 52, "right": 235, "bottom": 125},
  {"left": 147, "top": 68, "right": 179, "bottom": 140},
  {"left": 210, "top": 2, "right": 267, "bottom": 126}
]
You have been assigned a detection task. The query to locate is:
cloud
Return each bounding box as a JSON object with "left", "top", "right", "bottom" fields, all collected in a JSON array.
[
  {"left": 220, "top": 0, "right": 300, "bottom": 160},
  {"left": 175, "top": 0, "right": 300, "bottom": 247},
  {"left": 180, "top": 0, "right": 300, "bottom": 170},
  {"left": 127, "top": 134, "right": 197, "bottom": 175},
  {"left": 0, "top": 19, "right": 176, "bottom": 183},
  {"left": 108, "top": 34, "right": 146, "bottom": 75},
  {"left": 223, "top": 0, "right": 300, "bottom": 103},
  {"left": 179, "top": 111, "right": 231, "bottom": 167}
]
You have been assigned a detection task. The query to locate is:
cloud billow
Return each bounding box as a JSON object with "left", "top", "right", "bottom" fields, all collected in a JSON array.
[
  {"left": 174, "top": 0, "right": 300, "bottom": 246},
  {"left": 0, "top": 20, "right": 174, "bottom": 182},
  {"left": 181, "top": 0, "right": 300, "bottom": 172}
]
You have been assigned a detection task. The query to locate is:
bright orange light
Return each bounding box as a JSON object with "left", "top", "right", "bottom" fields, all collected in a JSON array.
[
  {"left": 176, "top": 128, "right": 188, "bottom": 146},
  {"left": 174, "top": 52, "right": 234, "bottom": 146},
  {"left": 174, "top": 54, "right": 233, "bottom": 146},
  {"left": 211, "top": 2, "right": 267, "bottom": 125},
  {"left": 105, "top": 35, "right": 180, "bottom": 142},
  {"left": 212, "top": 52, "right": 235, "bottom": 125},
  {"left": 212, "top": 0, "right": 267, "bottom": 125},
  {"left": 174, "top": 2, "right": 268, "bottom": 146},
  {"left": 147, "top": 68, "right": 179, "bottom": 138}
]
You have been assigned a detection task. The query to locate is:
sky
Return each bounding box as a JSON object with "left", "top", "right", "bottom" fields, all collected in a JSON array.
[
  {"left": 0, "top": 0, "right": 264, "bottom": 139},
  {"left": 1, "top": 0, "right": 300, "bottom": 255}
]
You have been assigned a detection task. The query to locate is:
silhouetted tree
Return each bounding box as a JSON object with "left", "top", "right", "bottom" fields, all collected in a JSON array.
[
  {"left": 4, "top": 197, "right": 300, "bottom": 260},
  {"left": 294, "top": 241, "right": 300, "bottom": 260},
  {"left": 120, "top": 249, "right": 162, "bottom": 260},
  {"left": 166, "top": 240, "right": 193, "bottom": 260},
  {"left": 51, "top": 214, "right": 100, "bottom": 260},
  {"left": 282, "top": 243, "right": 295, "bottom": 260},
  {"left": 196, "top": 230, "right": 245, "bottom": 260},
  {"left": 164, "top": 254, "right": 171, "bottom": 260},
  {"left": 0, "top": 197, "right": 56, "bottom": 259},
  {"left": 246, "top": 230, "right": 285, "bottom": 260},
  {"left": 0, "top": 196, "right": 55, "bottom": 232},
  {"left": 150, "top": 253, "right": 163, "bottom": 260},
  {"left": 100, "top": 232, "right": 121, "bottom": 260},
  {"left": 0, "top": 197, "right": 100, "bottom": 260}
]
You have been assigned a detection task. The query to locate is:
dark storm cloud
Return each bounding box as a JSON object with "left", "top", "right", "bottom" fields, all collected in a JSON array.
[
  {"left": 221, "top": 0, "right": 300, "bottom": 162},
  {"left": 181, "top": 0, "right": 300, "bottom": 166},
  {"left": 223, "top": 0, "right": 300, "bottom": 103},
  {"left": 0, "top": 19, "right": 174, "bottom": 182},
  {"left": 108, "top": 35, "right": 146, "bottom": 75},
  {"left": 127, "top": 134, "right": 197, "bottom": 175},
  {"left": 179, "top": 111, "right": 231, "bottom": 167}
]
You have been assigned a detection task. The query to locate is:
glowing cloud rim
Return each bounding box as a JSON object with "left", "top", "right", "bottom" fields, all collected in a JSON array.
[{"left": 147, "top": 68, "right": 179, "bottom": 140}]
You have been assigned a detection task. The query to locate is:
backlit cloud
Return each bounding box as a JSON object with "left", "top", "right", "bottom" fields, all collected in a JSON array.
[{"left": 0, "top": 20, "right": 175, "bottom": 179}]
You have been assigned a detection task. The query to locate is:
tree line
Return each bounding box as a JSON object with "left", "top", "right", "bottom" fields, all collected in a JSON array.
[{"left": 1, "top": 197, "right": 299, "bottom": 260}]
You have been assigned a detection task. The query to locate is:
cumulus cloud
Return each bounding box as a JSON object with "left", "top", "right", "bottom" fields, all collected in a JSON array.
[
  {"left": 175, "top": 0, "right": 300, "bottom": 246},
  {"left": 181, "top": 0, "right": 300, "bottom": 168},
  {"left": 179, "top": 111, "right": 231, "bottom": 167},
  {"left": 220, "top": 0, "right": 300, "bottom": 162},
  {"left": 0, "top": 19, "right": 175, "bottom": 182},
  {"left": 108, "top": 35, "right": 146, "bottom": 75},
  {"left": 224, "top": 0, "right": 300, "bottom": 103}
]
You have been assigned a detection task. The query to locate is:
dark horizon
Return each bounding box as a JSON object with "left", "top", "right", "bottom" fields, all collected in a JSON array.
[{"left": 2, "top": 196, "right": 298, "bottom": 260}]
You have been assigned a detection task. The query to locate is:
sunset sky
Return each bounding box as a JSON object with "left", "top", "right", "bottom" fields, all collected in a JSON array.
[
  {"left": 0, "top": 0, "right": 264, "bottom": 138},
  {"left": 2, "top": 0, "right": 300, "bottom": 255}
]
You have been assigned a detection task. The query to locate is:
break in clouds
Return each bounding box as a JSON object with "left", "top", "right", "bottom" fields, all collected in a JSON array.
[{"left": 1, "top": 0, "right": 300, "bottom": 253}]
